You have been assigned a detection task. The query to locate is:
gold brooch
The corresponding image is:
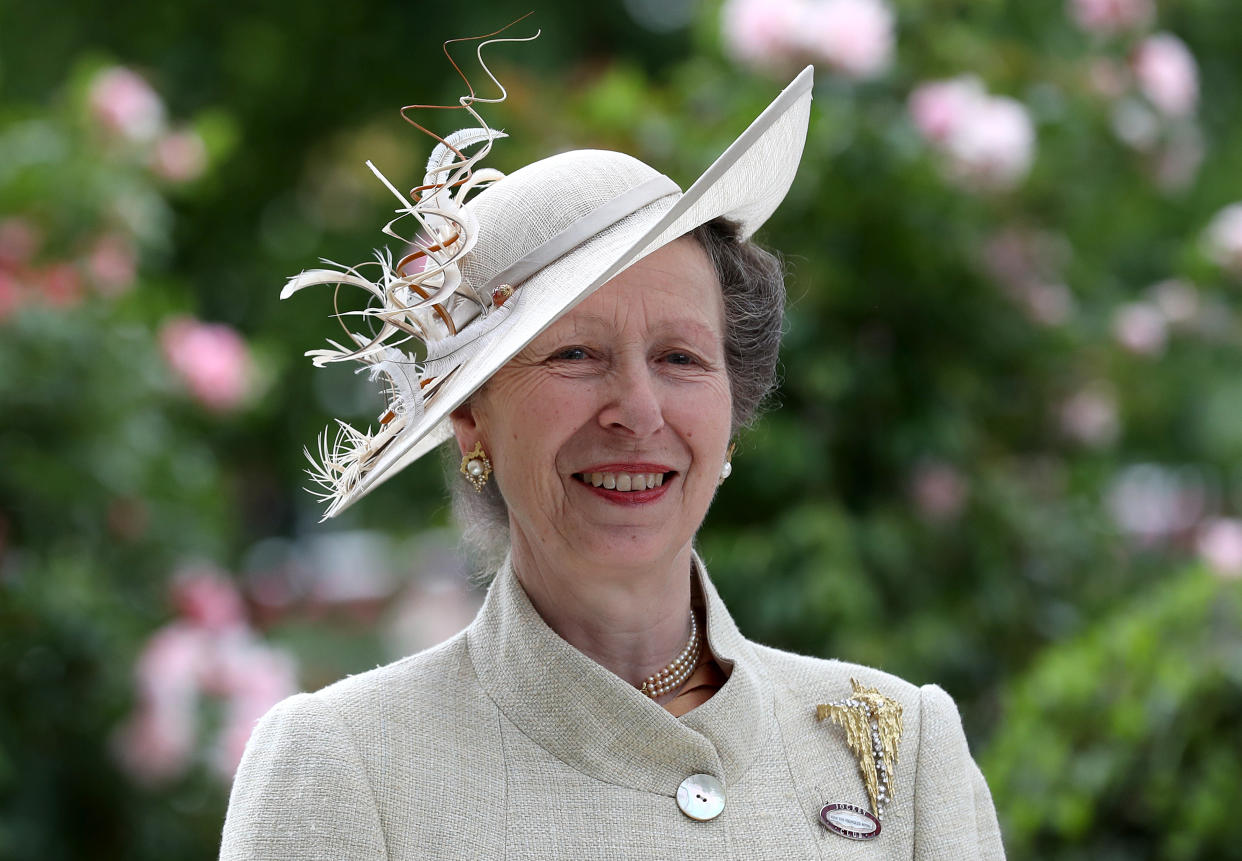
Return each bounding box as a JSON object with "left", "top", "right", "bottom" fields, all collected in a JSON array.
[{"left": 817, "top": 679, "right": 904, "bottom": 824}]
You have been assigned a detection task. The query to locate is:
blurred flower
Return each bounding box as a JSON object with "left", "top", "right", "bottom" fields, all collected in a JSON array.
[
  {"left": 1107, "top": 463, "right": 1206, "bottom": 543},
  {"left": 721, "top": 0, "right": 805, "bottom": 69},
  {"left": 210, "top": 636, "right": 298, "bottom": 777},
  {"left": 1060, "top": 384, "right": 1120, "bottom": 447},
  {"left": 159, "top": 315, "right": 252, "bottom": 412},
  {"left": 1202, "top": 203, "right": 1242, "bottom": 277},
  {"left": 1196, "top": 517, "right": 1242, "bottom": 580},
  {"left": 0, "top": 218, "right": 41, "bottom": 269},
  {"left": 35, "top": 263, "right": 84, "bottom": 308},
  {"left": 1148, "top": 278, "right": 1199, "bottom": 325},
  {"left": 0, "top": 272, "right": 21, "bottom": 322},
  {"left": 796, "top": 0, "right": 894, "bottom": 79},
  {"left": 85, "top": 232, "right": 137, "bottom": 296},
  {"left": 1020, "top": 282, "right": 1075, "bottom": 326},
  {"left": 1133, "top": 33, "right": 1198, "bottom": 118},
  {"left": 910, "top": 462, "right": 968, "bottom": 523},
  {"left": 721, "top": 0, "right": 894, "bottom": 79},
  {"left": 151, "top": 129, "right": 207, "bottom": 183},
  {"left": 1112, "top": 301, "right": 1167, "bottom": 355},
  {"left": 909, "top": 77, "right": 1035, "bottom": 191},
  {"left": 115, "top": 624, "right": 209, "bottom": 783},
  {"left": 979, "top": 229, "right": 1075, "bottom": 324},
  {"left": 116, "top": 572, "right": 297, "bottom": 785},
  {"left": 1067, "top": 0, "right": 1154, "bottom": 35},
  {"left": 909, "top": 76, "right": 982, "bottom": 144},
  {"left": 172, "top": 567, "right": 247, "bottom": 631},
  {"left": 87, "top": 66, "right": 166, "bottom": 143}
]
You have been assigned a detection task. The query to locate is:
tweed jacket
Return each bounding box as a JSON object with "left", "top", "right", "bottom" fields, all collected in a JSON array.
[{"left": 220, "top": 557, "right": 1005, "bottom": 860}]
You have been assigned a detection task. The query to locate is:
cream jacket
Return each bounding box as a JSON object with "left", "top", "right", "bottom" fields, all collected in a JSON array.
[{"left": 220, "top": 558, "right": 1005, "bottom": 859}]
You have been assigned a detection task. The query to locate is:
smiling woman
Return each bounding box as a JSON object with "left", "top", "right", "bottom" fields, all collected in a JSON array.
[{"left": 220, "top": 37, "right": 1004, "bottom": 861}]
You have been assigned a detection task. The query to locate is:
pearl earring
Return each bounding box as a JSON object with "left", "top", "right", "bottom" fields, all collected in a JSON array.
[
  {"left": 459, "top": 442, "right": 492, "bottom": 492},
  {"left": 719, "top": 443, "right": 736, "bottom": 485}
]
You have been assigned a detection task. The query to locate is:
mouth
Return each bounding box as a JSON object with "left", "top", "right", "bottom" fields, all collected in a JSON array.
[{"left": 572, "top": 470, "right": 675, "bottom": 492}]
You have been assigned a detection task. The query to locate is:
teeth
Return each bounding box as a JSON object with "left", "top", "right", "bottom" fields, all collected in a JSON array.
[{"left": 580, "top": 471, "right": 668, "bottom": 491}]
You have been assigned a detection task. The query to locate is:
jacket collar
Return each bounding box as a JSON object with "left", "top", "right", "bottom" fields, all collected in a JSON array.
[{"left": 465, "top": 552, "right": 772, "bottom": 795}]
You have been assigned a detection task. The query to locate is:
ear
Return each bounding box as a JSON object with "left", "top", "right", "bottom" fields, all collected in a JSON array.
[{"left": 449, "top": 400, "right": 483, "bottom": 456}]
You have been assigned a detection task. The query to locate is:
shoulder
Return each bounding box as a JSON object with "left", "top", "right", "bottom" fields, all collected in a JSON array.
[
  {"left": 748, "top": 643, "right": 976, "bottom": 776},
  {"left": 750, "top": 642, "right": 927, "bottom": 714},
  {"left": 241, "top": 629, "right": 486, "bottom": 764}
]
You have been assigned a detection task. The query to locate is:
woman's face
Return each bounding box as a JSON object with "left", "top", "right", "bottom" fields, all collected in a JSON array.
[{"left": 452, "top": 237, "right": 733, "bottom": 573}]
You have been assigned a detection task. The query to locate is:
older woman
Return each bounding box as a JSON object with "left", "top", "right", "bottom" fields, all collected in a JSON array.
[{"left": 220, "top": 54, "right": 1004, "bottom": 859}]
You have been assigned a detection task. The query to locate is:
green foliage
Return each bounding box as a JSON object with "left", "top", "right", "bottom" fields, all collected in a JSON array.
[{"left": 985, "top": 569, "right": 1242, "bottom": 860}]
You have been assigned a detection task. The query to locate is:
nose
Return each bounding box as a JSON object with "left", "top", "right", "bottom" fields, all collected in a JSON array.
[{"left": 597, "top": 357, "right": 664, "bottom": 438}]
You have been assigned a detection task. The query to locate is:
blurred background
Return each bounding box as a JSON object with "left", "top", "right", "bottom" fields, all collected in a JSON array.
[{"left": 2, "top": 0, "right": 1241, "bottom": 858}]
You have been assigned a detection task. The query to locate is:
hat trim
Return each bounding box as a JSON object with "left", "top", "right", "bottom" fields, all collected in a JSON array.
[{"left": 480, "top": 174, "right": 681, "bottom": 296}]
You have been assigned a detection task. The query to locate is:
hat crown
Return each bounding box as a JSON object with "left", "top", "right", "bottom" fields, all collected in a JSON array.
[{"left": 460, "top": 149, "right": 673, "bottom": 291}]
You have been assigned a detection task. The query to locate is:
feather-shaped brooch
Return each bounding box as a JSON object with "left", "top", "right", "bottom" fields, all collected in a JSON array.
[{"left": 816, "top": 678, "right": 904, "bottom": 839}]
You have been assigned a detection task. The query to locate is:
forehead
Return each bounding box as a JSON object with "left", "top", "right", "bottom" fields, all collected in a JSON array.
[{"left": 545, "top": 237, "right": 724, "bottom": 337}]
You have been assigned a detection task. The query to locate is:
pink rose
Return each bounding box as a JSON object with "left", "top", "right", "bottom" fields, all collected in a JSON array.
[
  {"left": 87, "top": 66, "right": 166, "bottom": 143},
  {"left": 85, "top": 233, "right": 137, "bottom": 296},
  {"left": 159, "top": 315, "right": 252, "bottom": 412},
  {"left": 909, "top": 76, "right": 986, "bottom": 144},
  {"left": 114, "top": 700, "right": 197, "bottom": 784},
  {"left": 1202, "top": 203, "right": 1242, "bottom": 276},
  {"left": 1111, "top": 301, "right": 1167, "bottom": 355},
  {"left": 1060, "top": 385, "right": 1120, "bottom": 447},
  {"left": 721, "top": 0, "right": 807, "bottom": 69},
  {"left": 36, "top": 263, "right": 84, "bottom": 309},
  {"left": 1068, "top": 0, "right": 1154, "bottom": 35},
  {"left": 797, "top": 0, "right": 895, "bottom": 80},
  {"left": 910, "top": 78, "right": 1035, "bottom": 191},
  {"left": 943, "top": 95, "right": 1035, "bottom": 191},
  {"left": 1133, "top": 33, "right": 1198, "bottom": 117},
  {"left": 1019, "top": 282, "right": 1075, "bottom": 326},
  {"left": 1197, "top": 518, "right": 1242, "bottom": 579},
  {"left": 0, "top": 218, "right": 40, "bottom": 270},
  {"left": 1148, "top": 279, "right": 1199, "bottom": 324},
  {"left": 172, "top": 568, "right": 247, "bottom": 631},
  {"left": 1107, "top": 464, "right": 1205, "bottom": 542},
  {"left": 151, "top": 129, "right": 207, "bottom": 183}
]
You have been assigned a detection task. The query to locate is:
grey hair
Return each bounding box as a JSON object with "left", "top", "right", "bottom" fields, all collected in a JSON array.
[{"left": 448, "top": 217, "right": 786, "bottom": 576}]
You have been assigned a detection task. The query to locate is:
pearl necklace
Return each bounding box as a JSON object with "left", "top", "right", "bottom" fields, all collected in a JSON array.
[{"left": 639, "top": 611, "right": 702, "bottom": 699}]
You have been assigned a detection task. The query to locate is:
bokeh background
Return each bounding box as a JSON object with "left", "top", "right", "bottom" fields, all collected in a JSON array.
[{"left": 3, "top": 0, "right": 1242, "bottom": 858}]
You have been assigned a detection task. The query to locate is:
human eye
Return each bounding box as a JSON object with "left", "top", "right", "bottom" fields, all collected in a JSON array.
[
  {"left": 550, "top": 346, "right": 590, "bottom": 361},
  {"left": 664, "top": 351, "right": 696, "bottom": 366}
]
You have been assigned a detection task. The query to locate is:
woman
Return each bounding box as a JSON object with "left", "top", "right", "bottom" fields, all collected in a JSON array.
[{"left": 221, "top": 51, "right": 1004, "bottom": 859}]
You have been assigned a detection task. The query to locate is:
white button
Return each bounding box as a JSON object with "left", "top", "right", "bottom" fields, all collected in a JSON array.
[{"left": 676, "top": 773, "right": 725, "bottom": 821}]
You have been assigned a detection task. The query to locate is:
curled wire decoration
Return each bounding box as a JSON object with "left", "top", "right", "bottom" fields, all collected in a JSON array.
[{"left": 282, "top": 17, "right": 539, "bottom": 517}]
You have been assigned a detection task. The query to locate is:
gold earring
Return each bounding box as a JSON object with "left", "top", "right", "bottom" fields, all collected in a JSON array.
[
  {"left": 719, "top": 443, "right": 736, "bottom": 485},
  {"left": 460, "top": 441, "right": 492, "bottom": 492}
]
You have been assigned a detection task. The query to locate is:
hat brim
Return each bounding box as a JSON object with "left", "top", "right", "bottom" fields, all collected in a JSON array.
[{"left": 328, "top": 66, "right": 814, "bottom": 516}]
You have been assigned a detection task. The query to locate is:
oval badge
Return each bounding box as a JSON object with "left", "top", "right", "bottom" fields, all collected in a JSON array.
[{"left": 819, "top": 802, "right": 881, "bottom": 840}]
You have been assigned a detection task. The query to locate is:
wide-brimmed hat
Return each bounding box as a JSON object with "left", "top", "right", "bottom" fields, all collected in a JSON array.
[{"left": 284, "top": 65, "right": 814, "bottom": 519}]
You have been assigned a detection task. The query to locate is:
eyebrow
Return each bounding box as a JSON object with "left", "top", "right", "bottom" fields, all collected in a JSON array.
[{"left": 565, "top": 314, "right": 723, "bottom": 341}]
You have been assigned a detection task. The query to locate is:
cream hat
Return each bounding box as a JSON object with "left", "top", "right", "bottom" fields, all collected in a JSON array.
[{"left": 284, "top": 65, "right": 814, "bottom": 519}]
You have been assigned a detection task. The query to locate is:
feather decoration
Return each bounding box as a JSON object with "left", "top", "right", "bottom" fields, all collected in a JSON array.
[
  {"left": 817, "top": 679, "right": 904, "bottom": 819},
  {"left": 283, "top": 18, "right": 539, "bottom": 514}
]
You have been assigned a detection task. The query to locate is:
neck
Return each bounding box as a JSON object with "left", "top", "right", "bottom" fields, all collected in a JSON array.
[{"left": 508, "top": 530, "right": 695, "bottom": 691}]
